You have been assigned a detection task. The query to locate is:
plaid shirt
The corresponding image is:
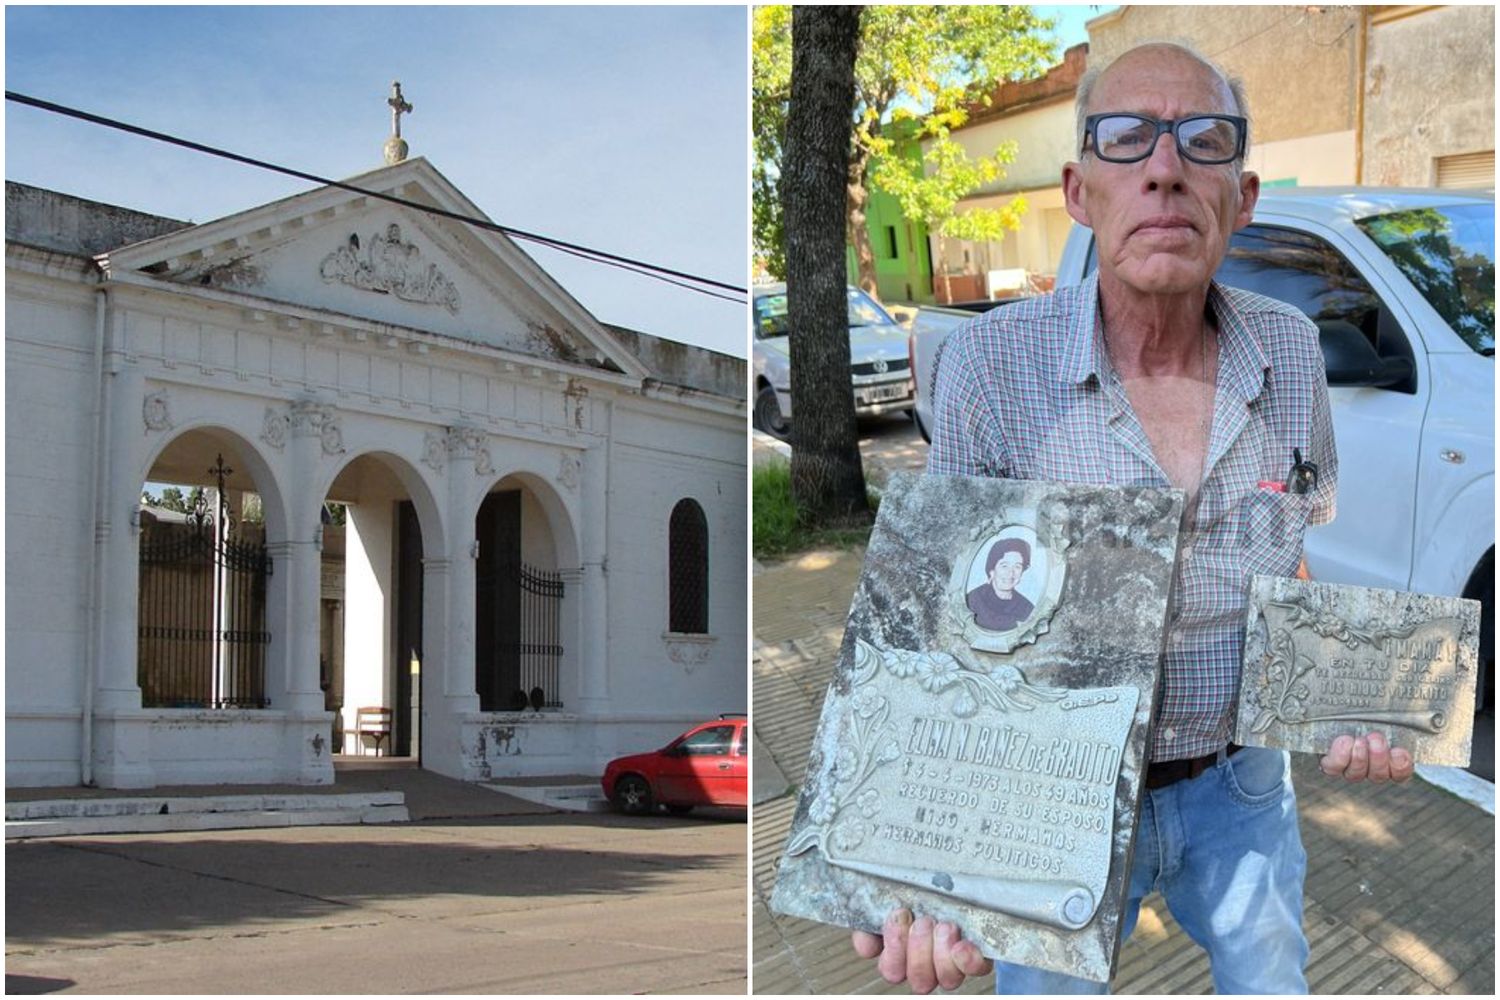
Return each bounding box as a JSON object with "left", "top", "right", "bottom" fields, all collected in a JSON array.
[{"left": 929, "top": 272, "right": 1337, "bottom": 762}]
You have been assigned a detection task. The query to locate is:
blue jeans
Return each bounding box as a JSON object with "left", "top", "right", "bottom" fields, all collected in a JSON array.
[{"left": 997, "top": 746, "right": 1309, "bottom": 994}]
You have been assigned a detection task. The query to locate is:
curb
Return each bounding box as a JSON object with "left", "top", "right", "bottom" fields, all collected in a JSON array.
[{"left": 6, "top": 791, "right": 410, "bottom": 839}]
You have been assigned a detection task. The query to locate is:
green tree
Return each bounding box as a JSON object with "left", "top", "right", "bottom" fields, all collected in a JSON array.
[
  {"left": 754, "top": 4, "right": 1055, "bottom": 294},
  {"left": 872, "top": 131, "right": 1029, "bottom": 305}
]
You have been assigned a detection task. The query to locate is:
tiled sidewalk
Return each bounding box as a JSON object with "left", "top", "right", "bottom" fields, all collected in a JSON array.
[{"left": 752, "top": 548, "right": 1495, "bottom": 995}]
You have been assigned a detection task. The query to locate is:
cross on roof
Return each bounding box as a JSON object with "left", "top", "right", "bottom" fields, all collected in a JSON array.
[{"left": 388, "top": 81, "right": 412, "bottom": 138}]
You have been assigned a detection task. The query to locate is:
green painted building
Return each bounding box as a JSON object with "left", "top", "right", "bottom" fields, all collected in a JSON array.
[{"left": 846, "top": 130, "right": 935, "bottom": 305}]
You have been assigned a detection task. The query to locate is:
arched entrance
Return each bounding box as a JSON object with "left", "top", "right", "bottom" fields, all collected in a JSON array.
[
  {"left": 321, "top": 451, "right": 443, "bottom": 762},
  {"left": 137, "top": 429, "right": 282, "bottom": 713},
  {"left": 474, "top": 473, "right": 579, "bottom": 714}
]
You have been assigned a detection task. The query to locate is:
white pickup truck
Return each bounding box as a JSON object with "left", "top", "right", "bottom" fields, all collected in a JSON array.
[{"left": 911, "top": 188, "right": 1495, "bottom": 777}]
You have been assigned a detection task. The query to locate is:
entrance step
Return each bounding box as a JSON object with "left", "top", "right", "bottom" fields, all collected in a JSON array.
[
  {"left": 5, "top": 791, "right": 409, "bottom": 839},
  {"left": 479, "top": 780, "right": 611, "bottom": 813}
]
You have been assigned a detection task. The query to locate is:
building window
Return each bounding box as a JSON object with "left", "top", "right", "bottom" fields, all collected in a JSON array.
[
  {"left": 669, "top": 499, "right": 709, "bottom": 634},
  {"left": 886, "top": 225, "right": 900, "bottom": 260}
]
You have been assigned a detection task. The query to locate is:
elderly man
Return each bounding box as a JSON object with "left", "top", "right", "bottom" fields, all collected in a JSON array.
[{"left": 851, "top": 42, "right": 1407, "bottom": 995}]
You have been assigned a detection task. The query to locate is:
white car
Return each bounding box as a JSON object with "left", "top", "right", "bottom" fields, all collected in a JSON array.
[
  {"left": 752, "top": 282, "right": 915, "bottom": 441},
  {"left": 915, "top": 188, "right": 1496, "bottom": 776}
]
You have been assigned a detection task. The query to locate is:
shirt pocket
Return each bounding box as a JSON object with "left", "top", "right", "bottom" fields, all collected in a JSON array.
[{"left": 1238, "top": 490, "right": 1312, "bottom": 579}]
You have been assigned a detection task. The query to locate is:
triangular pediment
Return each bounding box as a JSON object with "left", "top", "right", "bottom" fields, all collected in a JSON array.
[{"left": 97, "top": 158, "right": 648, "bottom": 378}]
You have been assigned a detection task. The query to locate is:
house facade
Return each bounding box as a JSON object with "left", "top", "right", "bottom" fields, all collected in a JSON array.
[{"left": 5, "top": 158, "right": 747, "bottom": 789}]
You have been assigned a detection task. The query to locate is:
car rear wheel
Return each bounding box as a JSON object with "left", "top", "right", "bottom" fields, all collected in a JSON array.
[
  {"left": 755, "top": 385, "right": 791, "bottom": 441},
  {"left": 613, "top": 774, "right": 654, "bottom": 815}
]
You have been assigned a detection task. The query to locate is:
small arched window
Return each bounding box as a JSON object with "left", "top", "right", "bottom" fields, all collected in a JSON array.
[{"left": 669, "top": 499, "right": 709, "bottom": 634}]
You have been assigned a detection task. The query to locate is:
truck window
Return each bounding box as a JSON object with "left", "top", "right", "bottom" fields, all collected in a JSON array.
[
  {"left": 1217, "top": 225, "right": 1417, "bottom": 391},
  {"left": 1080, "top": 223, "right": 1418, "bottom": 391}
]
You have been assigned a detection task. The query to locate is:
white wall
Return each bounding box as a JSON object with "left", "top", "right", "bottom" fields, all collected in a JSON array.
[
  {"left": 5, "top": 269, "right": 100, "bottom": 785},
  {"left": 601, "top": 399, "right": 746, "bottom": 745},
  {"left": 342, "top": 494, "right": 395, "bottom": 737}
]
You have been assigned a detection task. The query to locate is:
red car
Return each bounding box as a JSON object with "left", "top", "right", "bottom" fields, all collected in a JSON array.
[{"left": 602, "top": 714, "right": 748, "bottom": 814}]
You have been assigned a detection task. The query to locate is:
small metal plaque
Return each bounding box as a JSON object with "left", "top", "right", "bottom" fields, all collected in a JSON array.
[
  {"left": 1236, "top": 576, "right": 1481, "bottom": 766},
  {"left": 770, "top": 473, "right": 1185, "bottom": 983}
]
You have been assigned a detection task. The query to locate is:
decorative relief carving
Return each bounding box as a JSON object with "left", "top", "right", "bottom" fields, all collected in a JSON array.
[
  {"left": 666, "top": 636, "right": 716, "bottom": 673},
  {"left": 1242, "top": 585, "right": 1466, "bottom": 745},
  {"left": 557, "top": 453, "right": 582, "bottom": 492},
  {"left": 319, "top": 224, "right": 461, "bottom": 314},
  {"left": 783, "top": 637, "right": 1138, "bottom": 934},
  {"left": 446, "top": 426, "right": 493, "bottom": 476},
  {"left": 261, "top": 407, "right": 289, "bottom": 451},
  {"left": 524, "top": 321, "right": 588, "bottom": 363},
  {"left": 288, "top": 401, "right": 346, "bottom": 456},
  {"left": 142, "top": 391, "right": 173, "bottom": 433},
  {"left": 320, "top": 413, "right": 346, "bottom": 456},
  {"left": 421, "top": 431, "right": 447, "bottom": 474},
  {"left": 563, "top": 378, "right": 589, "bottom": 431}
]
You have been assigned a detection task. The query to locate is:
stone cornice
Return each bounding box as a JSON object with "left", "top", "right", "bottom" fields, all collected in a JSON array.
[
  {"left": 5, "top": 241, "right": 101, "bottom": 283},
  {"left": 100, "top": 269, "right": 643, "bottom": 392}
]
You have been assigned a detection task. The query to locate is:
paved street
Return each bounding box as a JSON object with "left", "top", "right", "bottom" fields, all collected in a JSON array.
[{"left": 6, "top": 773, "right": 746, "bottom": 995}]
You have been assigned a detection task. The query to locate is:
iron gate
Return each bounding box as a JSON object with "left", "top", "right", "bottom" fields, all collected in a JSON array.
[
  {"left": 137, "top": 456, "right": 272, "bottom": 709},
  {"left": 512, "top": 564, "right": 564, "bottom": 709}
]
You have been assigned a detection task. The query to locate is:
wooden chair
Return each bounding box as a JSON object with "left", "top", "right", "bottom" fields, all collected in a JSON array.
[{"left": 346, "top": 706, "right": 393, "bottom": 756}]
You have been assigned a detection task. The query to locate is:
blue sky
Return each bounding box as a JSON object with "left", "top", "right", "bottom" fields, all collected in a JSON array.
[
  {"left": 4, "top": 6, "right": 748, "bottom": 357},
  {"left": 1037, "top": 3, "right": 1119, "bottom": 49}
]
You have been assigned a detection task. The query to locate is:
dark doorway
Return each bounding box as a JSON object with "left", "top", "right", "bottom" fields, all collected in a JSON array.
[
  {"left": 394, "top": 500, "right": 424, "bottom": 758},
  {"left": 475, "top": 491, "right": 523, "bottom": 710}
]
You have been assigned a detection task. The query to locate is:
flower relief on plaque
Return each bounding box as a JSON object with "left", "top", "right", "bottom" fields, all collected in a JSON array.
[
  {"left": 771, "top": 474, "right": 1184, "bottom": 983},
  {"left": 1236, "top": 575, "right": 1480, "bottom": 766},
  {"left": 782, "top": 496, "right": 1147, "bottom": 936},
  {"left": 782, "top": 636, "right": 1138, "bottom": 933}
]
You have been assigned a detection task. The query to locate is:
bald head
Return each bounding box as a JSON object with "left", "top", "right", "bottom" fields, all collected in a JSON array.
[{"left": 1075, "top": 43, "right": 1250, "bottom": 158}]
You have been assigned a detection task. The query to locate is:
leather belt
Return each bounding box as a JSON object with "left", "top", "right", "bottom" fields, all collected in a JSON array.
[{"left": 1145, "top": 743, "right": 1242, "bottom": 790}]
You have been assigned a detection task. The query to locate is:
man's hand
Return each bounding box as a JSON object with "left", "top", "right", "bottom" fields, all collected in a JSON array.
[
  {"left": 851, "top": 908, "right": 992, "bottom": 994},
  {"left": 1320, "top": 732, "right": 1414, "bottom": 784}
]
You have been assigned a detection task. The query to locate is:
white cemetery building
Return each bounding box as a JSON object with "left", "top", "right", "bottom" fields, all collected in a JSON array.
[{"left": 5, "top": 151, "right": 747, "bottom": 789}]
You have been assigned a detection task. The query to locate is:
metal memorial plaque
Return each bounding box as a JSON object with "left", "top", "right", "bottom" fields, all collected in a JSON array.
[
  {"left": 1236, "top": 576, "right": 1481, "bottom": 766},
  {"left": 770, "top": 473, "right": 1185, "bottom": 984}
]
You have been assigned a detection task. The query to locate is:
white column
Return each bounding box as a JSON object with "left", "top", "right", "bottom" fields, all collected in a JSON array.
[
  {"left": 276, "top": 406, "right": 328, "bottom": 713},
  {"left": 575, "top": 443, "right": 610, "bottom": 712},
  {"left": 277, "top": 538, "right": 325, "bottom": 713},
  {"left": 95, "top": 366, "right": 147, "bottom": 711},
  {"left": 445, "top": 467, "right": 481, "bottom": 707}
]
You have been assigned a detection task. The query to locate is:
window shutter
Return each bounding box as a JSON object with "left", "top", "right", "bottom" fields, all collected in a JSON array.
[{"left": 1436, "top": 151, "right": 1494, "bottom": 189}]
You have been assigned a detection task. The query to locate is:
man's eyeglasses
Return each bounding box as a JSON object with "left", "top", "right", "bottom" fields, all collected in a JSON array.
[{"left": 1082, "top": 113, "right": 1247, "bottom": 165}]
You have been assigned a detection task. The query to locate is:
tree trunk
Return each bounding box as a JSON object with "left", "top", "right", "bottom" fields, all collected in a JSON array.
[
  {"left": 783, "top": 5, "right": 870, "bottom": 529},
  {"left": 937, "top": 232, "right": 952, "bottom": 305},
  {"left": 848, "top": 147, "right": 879, "bottom": 298}
]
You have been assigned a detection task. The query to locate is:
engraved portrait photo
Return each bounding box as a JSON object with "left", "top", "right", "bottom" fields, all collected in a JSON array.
[
  {"left": 952, "top": 520, "right": 1069, "bottom": 655},
  {"left": 965, "top": 527, "right": 1048, "bottom": 634}
]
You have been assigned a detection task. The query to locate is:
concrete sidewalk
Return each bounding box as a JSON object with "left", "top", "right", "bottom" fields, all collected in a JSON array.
[
  {"left": 6, "top": 766, "right": 746, "bottom": 994},
  {"left": 752, "top": 547, "right": 1496, "bottom": 995}
]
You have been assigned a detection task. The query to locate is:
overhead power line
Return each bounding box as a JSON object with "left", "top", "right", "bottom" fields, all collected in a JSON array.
[{"left": 5, "top": 90, "right": 747, "bottom": 304}]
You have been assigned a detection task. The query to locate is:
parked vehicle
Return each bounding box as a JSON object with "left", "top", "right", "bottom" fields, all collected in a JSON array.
[
  {"left": 602, "top": 714, "right": 748, "bottom": 815},
  {"left": 912, "top": 188, "right": 1495, "bottom": 777},
  {"left": 908, "top": 304, "right": 996, "bottom": 444},
  {"left": 752, "top": 283, "right": 914, "bottom": 441}
]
